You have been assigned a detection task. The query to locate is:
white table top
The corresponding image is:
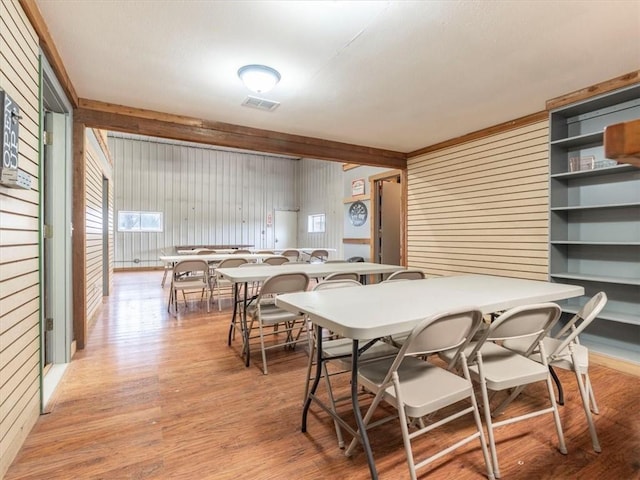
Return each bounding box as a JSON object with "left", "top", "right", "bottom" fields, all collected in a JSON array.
[
  {"left": 160, "top": 253, "right": 275, "bottom": 263},
  {"left": 275, "top": 274, "right": 584, "bottom": 340},
  {"left": 216, "top": 262, "right": 404, "bottom": 283}
]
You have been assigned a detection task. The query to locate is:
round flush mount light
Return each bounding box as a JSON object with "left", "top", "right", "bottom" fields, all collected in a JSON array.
[{"left": 237, "top": 64, "right": 281, "bottom": 94}]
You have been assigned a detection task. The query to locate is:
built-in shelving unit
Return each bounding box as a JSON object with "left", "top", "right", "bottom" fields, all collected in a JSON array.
[{"left": 548, "top": 84, "right": 640, "bottom": 361}]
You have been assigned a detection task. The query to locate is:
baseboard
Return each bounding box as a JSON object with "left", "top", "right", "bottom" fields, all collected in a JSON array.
[
  {"left": 591, "top": 351, "right": 640, "bottom": 377},
  {"left": 114, "top": 266, "right": 163, "bottom": 272}
]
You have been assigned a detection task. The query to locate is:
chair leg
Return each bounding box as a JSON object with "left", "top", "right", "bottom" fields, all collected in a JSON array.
[
  {"left": 258, "top": 320, "right": 268, "bottom": 375},
  {"left": 392, "top": 373, "right": 418, "bottom": 480},
  {"left": 544, "top": 367, "right": 568, "bottom": 455},
  {"left": 477, "top": 360, "right": 501, "bottom": 479},
  {"left": 322, "top": 361, "right": 345, "bottom": 449},
  {"left": 549, "top": 366, "right": 565, "bottom": 405},
  {"left": 571, "top": 350, "right": 601, "bottom": 452},
  {"left": 584, "top": 372, "right": 600, "bottom": 414}
]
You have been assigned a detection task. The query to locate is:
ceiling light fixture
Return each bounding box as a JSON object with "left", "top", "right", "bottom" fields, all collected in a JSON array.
[{"left": 237, "top": 64, "right": 281, "bottom": 94}]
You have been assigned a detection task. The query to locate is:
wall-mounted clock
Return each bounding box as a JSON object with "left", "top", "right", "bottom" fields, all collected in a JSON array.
[{"left": 349, "top": 200, "right": 368, "bottom": 226}]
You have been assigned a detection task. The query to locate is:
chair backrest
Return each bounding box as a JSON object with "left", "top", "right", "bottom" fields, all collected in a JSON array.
[
  {"left": 280, "top": 249, "right": 300, "bottom": 262},
  {"left": 263, "top": 256, "right": 289, "bottom": 265},
  {"left": 386, "top": 269, "right": 425, "bottom": 281},
  {"left": 347, "top": 256, "right": 365, "bottom": 263},
  {"left": 309, "top": 249, "right": 329, "bottom": 263},
  {"left": 549, "top": 292, "right": 607, "bottom": 359},
  {"left": 233, "top": 249, "right": 252, "bottom": 254},
  {"left": 323, "top": 271, "right": 360, "bottom": 282},
  {"left": 217, "top": 257, "right": 249, "bottom": 270},
  {"left": 313, "top": 279, "right": 362, "bottom": 291},
  {"left": 172, "top": 259, "right": 209, "bottom": 279},
  {"left": 258, "top": 272, "right": 310, "bottom": 297},
  {"left": 469, "top": 303, "right": 562, "bottom": 362},
  {"left": 257, "top": 250, "right": 274, "bottom": 254},
  {"left": 197, "top": 249, "right": 216, "bottom": 255},
  {"left": 389, "top": 309, "right": 483, "bottom": 375}
]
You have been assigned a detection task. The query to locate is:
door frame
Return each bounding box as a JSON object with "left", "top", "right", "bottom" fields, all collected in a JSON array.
[
  {"left": 369, "top": 169, "right": 407, "bottom": 266},
  {"left": 40, "top": 54, "right": 74, "bottom": 410}
]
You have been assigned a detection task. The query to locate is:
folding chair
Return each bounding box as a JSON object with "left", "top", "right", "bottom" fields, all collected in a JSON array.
[
  {"left": 441, "top": 303, "right": 566, "bottom": 478},
  {"left": 344, "top": 308, "right": 494, "bottom": 480},
  {"left": 167, "top": 259, "right": 211, "bottom": 315},
  {"left": 502, "top": 292, "right": 607, "bottom": 452}
]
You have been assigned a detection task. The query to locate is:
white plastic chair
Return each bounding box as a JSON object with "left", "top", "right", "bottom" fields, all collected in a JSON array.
[
  {"left": 344, "top": 308, "right": 495, "bottom": 480},
  {"left": 167, "top": 259, "right": 211, "bottom": 315},
  {"left": 441, "top": 303, "right": 566, "bottom": 478},
  {"left": 246, "top": 272, "right": 310, "bottom": 374},
  {"left": 502, "top": 292, "right": 607, "bottom": 452}
]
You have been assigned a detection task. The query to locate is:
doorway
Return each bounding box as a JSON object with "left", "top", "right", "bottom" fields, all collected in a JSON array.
[
  {"left": 41, "top": 56, "right": 73, "bottom": 410},
  {"left": 371, "top": 170, "right": 403, "bottom": 265}
]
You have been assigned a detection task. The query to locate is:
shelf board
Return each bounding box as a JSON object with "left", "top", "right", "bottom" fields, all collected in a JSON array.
[
  {"left": 550, "top": 131, "right": 603, "bottom": 148},
  {"left": 550, "top": 163, "right": 638, "bottom": 179},
  {"left": 551, "top": 202, "right": 640, "bottom": 211},
  {"left": 558, "top": 300, "right": 640, "bottom": 326},
  {"left": 550, "top": 272, "right": 640, "bottom": 286},
  {"left": 550, "top": 241, "right": 640, "bottom": 246}
]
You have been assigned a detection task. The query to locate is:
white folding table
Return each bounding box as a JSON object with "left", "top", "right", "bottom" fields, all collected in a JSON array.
[
  {"left": 275, "top": 274, "right": 585, "bottom": 480},
  {"left": 215, "top": 262, "right": 405, "bottom": 367}
]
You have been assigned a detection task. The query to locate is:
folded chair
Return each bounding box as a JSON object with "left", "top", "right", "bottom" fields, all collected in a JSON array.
[
  {"left": 246, "top": 272, "right": 310, "bottom": 374},
  {"left": 440, "top": 303, "right": 566, "bottom": 478},
  {"left": 502, "top": 292, "right": 607, "bottom": 452},
  {"left": 344, "top": 308, "right": 494, "bottom": 480},
  {"left": 385, "top": 269, "right": 426, "bottom": 281}
]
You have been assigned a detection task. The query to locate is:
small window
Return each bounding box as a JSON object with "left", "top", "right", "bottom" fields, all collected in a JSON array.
[
  {"left": 118, "top": 211, "right": 163, "bottom": 232},
  {"left": 307, "top": 213, "right": 325, "bottom": 233}
]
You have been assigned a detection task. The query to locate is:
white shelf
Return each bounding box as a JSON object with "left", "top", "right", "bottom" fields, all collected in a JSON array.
[
  {"left": 550, "top": 131, "right": 603, "bottom": 148},
  {"left": 558, "top": 297, "right": 640, "bottom": 326},
  {"left": 550, "top": 241, "right": 640, "bottom": 246},
  {"left": 551, "top": 163, "right": 638, "bottom": 179}
]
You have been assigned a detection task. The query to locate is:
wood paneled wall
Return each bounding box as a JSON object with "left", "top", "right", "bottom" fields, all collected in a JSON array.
[
  {"left": 295, "top": 158, "right": 344, "bottom": 258},
  {"left": 84, "top": 130, "right": 113, "bottom": 324},
  {"left": 0, "top": 0, "right": 41, "bottom": 476},
  {"left": 109, "top": 135, "right": 300, "bottom": 267},
  {"left": 407, "top": 120, "right": 550, "bottom": 280}
]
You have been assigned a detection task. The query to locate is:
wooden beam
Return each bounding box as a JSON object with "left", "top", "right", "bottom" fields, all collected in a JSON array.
[
  {"left": 343, "top": 238, "right": 370, "bottom": 244},
  {"left": 19, "top": 0, "right": 79, "bottom": 107},
  {"left": 72, "top": 120, "right": 87, "bottom": 349},
  {"left": 604, "top": 119, "right": 640, "bottom": 168},
  {"left": 546, "top": 70, "right": 640, "bottom": 111},
  {"left": 75, "top": 99, "right": 407, "bottom": 169}
]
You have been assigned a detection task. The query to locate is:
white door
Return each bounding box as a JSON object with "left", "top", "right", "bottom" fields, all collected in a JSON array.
[
  {"left": 274, "top": 210, "right": 297, "bottom": 249},
  {"left": 43, "top": 111, "right": 72, "bottom": 365}
]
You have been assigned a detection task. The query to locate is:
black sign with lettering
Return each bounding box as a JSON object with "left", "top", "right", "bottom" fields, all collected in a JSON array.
[{"left": 1, "top": 91, "right": 20, "bottom": 171}]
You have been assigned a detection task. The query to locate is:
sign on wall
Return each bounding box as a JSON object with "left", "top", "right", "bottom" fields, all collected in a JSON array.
[
  {"left": 1, "top": 90, "right": 20, "bottom": 171},
  {"left": 351, "top": 178, "right": 365, "bottom": 196}
]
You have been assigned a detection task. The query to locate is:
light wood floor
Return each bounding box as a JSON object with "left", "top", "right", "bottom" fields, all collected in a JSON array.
[{"left": 6, "top": 271, "right": 640, "bottom": 479}]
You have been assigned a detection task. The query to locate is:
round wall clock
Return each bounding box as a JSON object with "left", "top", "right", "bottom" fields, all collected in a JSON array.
[{"left": 349, "top": 201, "right": 368, "bottom": 226}]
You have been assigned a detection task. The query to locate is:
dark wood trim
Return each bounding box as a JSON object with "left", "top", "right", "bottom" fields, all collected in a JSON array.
[
  {"left": 546, "top": 71, "right": 640, "bottom": 111},
  {"left": 75, "top": 99, "right": 407, "bottom": 168},
  {"left": 342, "top": 238, "right": 370, "bottom": 245},
  {"left": 408, "top": 111, "right": 548, "bottom": 158},
  {"left": 72, "top": 121, "right": 87, "bottom": 349},
  {"left": 19, "top": 0, "right": 79, "bottom": 107}
]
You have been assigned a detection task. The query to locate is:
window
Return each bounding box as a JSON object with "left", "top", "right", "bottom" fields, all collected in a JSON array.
[
  {"left": 307, "top": 213, "right": 325, "bottom": 233},
  {"left": 118, "top": 211, "right": 163, "bottom": 232}
]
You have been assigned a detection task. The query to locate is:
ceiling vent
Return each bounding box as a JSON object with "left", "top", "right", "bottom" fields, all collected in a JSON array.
[{"left": 241, "top": 95, "right": 280, "bottom": 112}]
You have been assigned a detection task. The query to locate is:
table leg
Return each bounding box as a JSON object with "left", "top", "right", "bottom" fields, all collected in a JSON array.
[
  {"left": 351, "top": 339, "right": 378, "bottom": 479},
  {"left": 227, "top": 283, "right": 239, "bottom": 346},
  {"left": 302, "top": 324, "right": 324, "bottom": 432},
  {"left": 242, "top": 281, "right": 250, "bottom": 367}
]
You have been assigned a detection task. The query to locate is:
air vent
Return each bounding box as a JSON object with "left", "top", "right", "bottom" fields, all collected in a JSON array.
[{"left": 241, "top": 96, "right": 280, "bottom": 112}]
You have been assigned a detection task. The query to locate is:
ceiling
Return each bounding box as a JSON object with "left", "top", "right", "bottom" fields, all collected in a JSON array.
[{"left": 35, "top": 0, "right": 640, "bottom": 153}]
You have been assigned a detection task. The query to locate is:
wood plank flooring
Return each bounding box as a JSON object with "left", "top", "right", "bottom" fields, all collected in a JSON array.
[{"left": 5, "top": 271, "right": 640, "bottom": 479}]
